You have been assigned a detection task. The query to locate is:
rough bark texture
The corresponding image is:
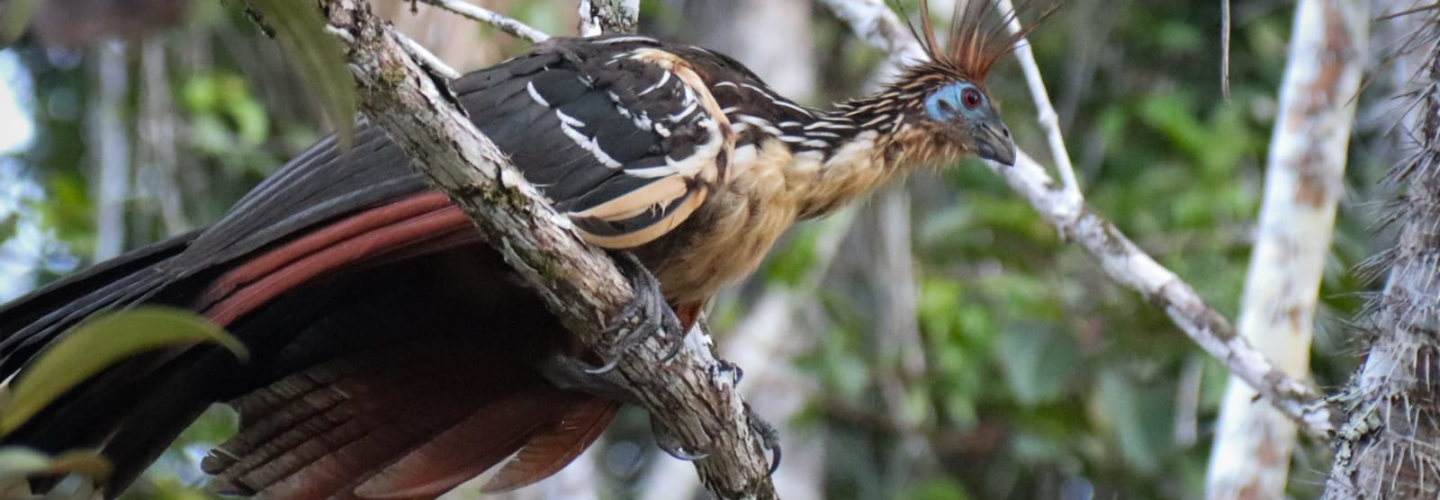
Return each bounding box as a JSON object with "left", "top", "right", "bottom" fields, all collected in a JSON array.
[
  {"left": 1324, "top": 9, "right": 1440, "bottom": 500},
  {"left": 820, "top": 0, "right": 1337, "bottom": 437},
  {"left": 1207, "top": 1, "right": 1367, "bottom": 498},
  {"left": 577, "top": 0, "right": 638, "bottom": 37},
  {"left": 639, "top": 210, "right": 855, "bottom": 500},
  {"left": 307, "top": 0, "right": 779, "bottom": 497}
]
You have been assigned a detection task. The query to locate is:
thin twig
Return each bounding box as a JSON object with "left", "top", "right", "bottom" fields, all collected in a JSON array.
[
  {"left": 814, "top": 0, "right": 927, "bottom": 62},
  {"left": 1221, "top": 0, "right": 1232, "bottom": 97},
  {"left": 819, "top": 0, "right": 1336, "bottom": 437},
  {"left": 413, "top": 0, "right": 549, "bottom": 43},
  {"left": 1003, "top": 151, "right": 1335, "bottom": 437},
  {"left": 994, "top": 0, "right": 1082, "bottom": 208},
  {"left": 396, "top": 31, "right": 460, "bottom": 79}
]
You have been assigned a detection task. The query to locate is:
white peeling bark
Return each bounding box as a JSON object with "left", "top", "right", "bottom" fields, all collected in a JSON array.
[
  {"left": 819, "top": 0, "right": 1337, "bottom": 437},
  {"left": 413, "top": 0, "right": 549, "bottom": 44},
  {"left": 1206, "top": 1, "right": 1366, "bottom": 498},
  {"left": 304, "top": 1, "right": 779, "bottom": 498},
  {"left": 577, "top": 0, "right": 639, "bottom": 36}
]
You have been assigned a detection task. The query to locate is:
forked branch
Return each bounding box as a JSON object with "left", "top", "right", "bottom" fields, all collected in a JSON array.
[{"left": 819, "top": 0, "right": 1337, "bottom": 437}]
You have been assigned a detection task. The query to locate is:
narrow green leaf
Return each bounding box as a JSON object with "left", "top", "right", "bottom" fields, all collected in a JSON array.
[
  {"left": 245, "top": 0, "right": 356, "bottom": 148},
  {"left": 0, "top": 0, "right": 42, "bottom": 42},
  {"left": 0, "top": 308, "right": 247, "bottom": 435},
  {"left": 0, "top": 447, "right": 112, "bottom": 486}
]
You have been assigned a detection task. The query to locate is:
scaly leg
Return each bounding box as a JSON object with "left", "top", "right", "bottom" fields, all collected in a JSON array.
[
  {"left": 538, "top": 352, "right": 783, "bottom": 471},
  {"left": 582, "top": 251, "right": 685, "bottom": 374}
]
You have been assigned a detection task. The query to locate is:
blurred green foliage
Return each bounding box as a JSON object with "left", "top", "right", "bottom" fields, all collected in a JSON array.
[
  {"left": 0, "top": 308, "right": 245, "bottom": 434},
  {"left": 1, "top": 0, "right": 1392, "bottom": 499}
]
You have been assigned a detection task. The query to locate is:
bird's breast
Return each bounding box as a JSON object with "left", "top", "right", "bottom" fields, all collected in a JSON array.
[{"left": 635, "top": 138, "right": 803, "bottom": 304}]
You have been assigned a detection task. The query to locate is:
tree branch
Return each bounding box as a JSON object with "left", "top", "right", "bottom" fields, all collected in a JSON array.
[
  {"left": 993, "top": 0, "right": 1081, "bottom": 206},
  {"left": 412, "top": 0, "right": 549, "bottom": 44},
  {"left": 577, "top": 0, "right": 639, "bottom": 36},
  {"left": 307, "top": 0, "right": 778, "bottom": 498},
  {"left": 818, "top": 0, "right": 1336, "bottom": 438}
]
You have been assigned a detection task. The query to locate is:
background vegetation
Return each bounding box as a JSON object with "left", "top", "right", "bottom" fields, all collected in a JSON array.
[{"left": 0, "top": 0, "right": 1402, "bottom": 498}]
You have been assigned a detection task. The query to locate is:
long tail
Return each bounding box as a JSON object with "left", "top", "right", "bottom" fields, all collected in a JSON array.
[{"left": 0, "top": 191, "right": 618, "bottom": 500}]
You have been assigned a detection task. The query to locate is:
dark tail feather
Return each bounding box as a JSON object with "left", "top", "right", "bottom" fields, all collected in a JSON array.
[
  {"left": 2, "top": 189, "right": 611, "bottom": 500},
  {"left": 0, "top": 231, "right": 197, "bottom": 374},
  {"left": 483, "top": 397, "right": 619, "bottom": 493}
]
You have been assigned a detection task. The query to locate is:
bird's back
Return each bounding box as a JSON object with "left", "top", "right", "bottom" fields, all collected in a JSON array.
[{"left": 0, "top": 34, "right": 819, "bottom": 500}]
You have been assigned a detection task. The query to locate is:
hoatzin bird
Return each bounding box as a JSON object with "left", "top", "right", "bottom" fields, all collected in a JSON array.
[{"left": 0, "top": 1, "right": 1029, "bottom": 498}]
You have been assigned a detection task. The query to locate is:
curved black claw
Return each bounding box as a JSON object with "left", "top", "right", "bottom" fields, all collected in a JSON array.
[
  {"left": 538, "top": 354, "right": 637, "bottom": 402},
  {"left": 584, "top": 251, "right": 685, "bottom": 374},
  {"left": 652, "top": 418, "right": 711, "bottom": 461},
  {"left": 746, "top": 404, "right": 782, "bottom": 475},
  {"left": 538, "top": 354, "right": 713, "bottom": 461},
  {"left": 712, "top": 359, "right": 744, "bottom": 386}
]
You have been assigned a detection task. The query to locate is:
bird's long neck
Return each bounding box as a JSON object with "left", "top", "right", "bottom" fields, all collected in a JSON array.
[{"left": 767, "top": 91, "right": 953, "bottom": 220}]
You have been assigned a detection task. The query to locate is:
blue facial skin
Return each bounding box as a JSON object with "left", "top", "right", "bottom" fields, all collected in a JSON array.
[
  {"left": 922, "top": 81, "right": 1016, "bottom": 166},
  {"left": 924, "top": 82, "right": 986, "bottom": 123}
]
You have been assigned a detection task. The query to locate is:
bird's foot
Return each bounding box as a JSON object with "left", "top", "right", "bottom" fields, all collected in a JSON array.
[
  {"left": 538, "top": 354, "right": 782, "bottom": 470},
  {"left": 582, "top": 252, "right": 685, "bottom": 374},
  {"left": 537, "top": 353, "right": 707, "bottom": 460},
  {"left": 746, "top": 403, "right": 782, "bottom": 474}
]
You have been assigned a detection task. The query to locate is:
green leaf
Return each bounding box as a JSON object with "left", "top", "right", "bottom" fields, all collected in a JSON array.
[
  {"left": 902, "top": 478, "right": 973, "bottom": 500},
  {"left": 0, "top": 447, "right": 112, "bottom": 487},
  {"left": 0, "top": 308, "right": 247, "bottom": 435},
  {"left": 245, "top": 0, "right": 356, "bottom": 148},
  {"left": 994, "top": 324, "right": 1080, "bottom": 406},
  {"left": 0, "top": 0, "right": 41, "bottom": 43}
]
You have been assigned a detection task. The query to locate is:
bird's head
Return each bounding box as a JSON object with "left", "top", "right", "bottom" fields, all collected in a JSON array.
[
  {"left": 915, "top": 75, "right": 1013, "bottom": 166},
  {"left": 888, "top": 0, "right": 1048, "bottom": 167}
]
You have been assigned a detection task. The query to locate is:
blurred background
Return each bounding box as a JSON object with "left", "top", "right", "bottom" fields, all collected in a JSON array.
[{"left": 0, "top": 0, "right": 1409, "bottom": 498}]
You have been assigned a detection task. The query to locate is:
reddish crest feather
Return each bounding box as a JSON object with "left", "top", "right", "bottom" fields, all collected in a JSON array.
[{"left": 901, "top": 0, "right": 1055, "bottom": 81}]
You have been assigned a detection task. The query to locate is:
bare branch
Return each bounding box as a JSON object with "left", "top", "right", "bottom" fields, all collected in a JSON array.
[
  {"left": 819, "top": 0, "right": 1336, "bottom": 438},
  {"left": 308, "top": 0, "right": 778, "bottom": 497},
  {"left": 413, "top": 0, "right": 549, "bottom": 43},
  {"left": 1005, "top": 151, "right": 1335, "bottom": 437},
  {"left": 396, "top": 31, "right": 459, "bottom": 79},
  {"left": 1221, "top": 0, "right": 1232, "bottom": 97},
  {"left": 1206, "top": 0, "right": 1365, "bottom": 497},
  {"left": 578, "top": 0, "right": 640, "bottom": 36},
  {"left": 813, "top": 0, "right": 926, "bottom": 62},
  {"left": 994, "top": 0, "right": 1082, "bottom": 206}
]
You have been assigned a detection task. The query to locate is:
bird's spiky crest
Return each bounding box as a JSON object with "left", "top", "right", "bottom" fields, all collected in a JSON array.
[{"left": 902, "top": 0, "right": 1050, "bottom": 80}]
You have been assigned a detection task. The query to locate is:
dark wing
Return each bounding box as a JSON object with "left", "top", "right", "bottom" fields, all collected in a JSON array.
[
  {"left": 0, "top": 35, "right": 739, "bottom": 499},
  {"left": 456, "top": 36, "right": 734, "bottom": 248},
  {"left": 0, "top": 35, "right": 736, "bottom": 371}
]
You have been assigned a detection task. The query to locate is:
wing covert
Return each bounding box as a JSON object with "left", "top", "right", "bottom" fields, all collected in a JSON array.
[{"left": 452, "top": 36, "right": 734, "bottom": 249}]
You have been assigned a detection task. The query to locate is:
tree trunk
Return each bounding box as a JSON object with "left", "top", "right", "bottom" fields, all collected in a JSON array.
[
  {"left": 90, "top": 41, "right": 129, "bottom": 260},
  {"left": 1324, "top": 5, "right": 1440, "bottom": 500}
]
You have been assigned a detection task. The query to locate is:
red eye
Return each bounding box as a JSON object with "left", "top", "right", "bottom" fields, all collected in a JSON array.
[{"left": 962, "top": 88, "right": 983, "bottom": 109}]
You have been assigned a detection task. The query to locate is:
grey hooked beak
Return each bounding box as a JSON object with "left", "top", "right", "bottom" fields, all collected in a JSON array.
[{"left": 974, "top": 123, "right": 1016, "bottom": 167}]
